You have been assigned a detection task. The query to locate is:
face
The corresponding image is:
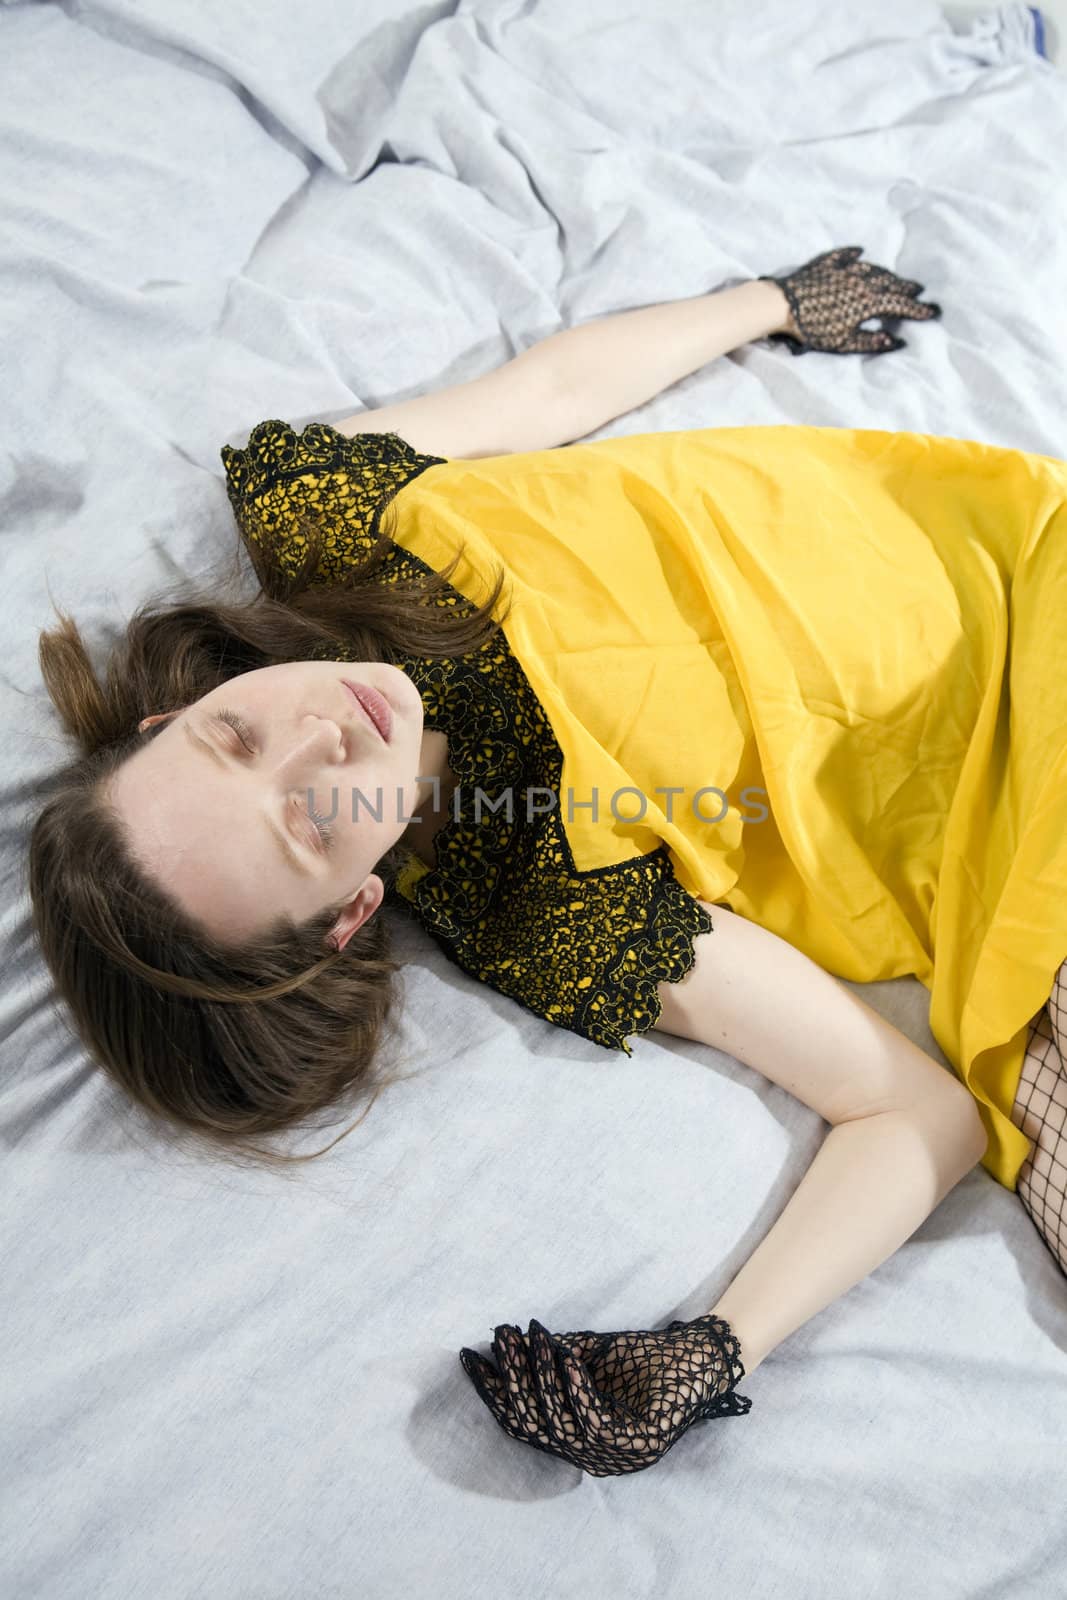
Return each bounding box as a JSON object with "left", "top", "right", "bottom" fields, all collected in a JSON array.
[{"left": 106, "top": 661, "right": 428, "bottom": 948}]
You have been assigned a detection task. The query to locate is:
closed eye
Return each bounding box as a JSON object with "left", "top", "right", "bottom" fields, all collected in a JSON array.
[
  {"left": 212, "top": 706, "right": 335, "bottom": 854},
  {"left": 215, "top": 706, "right": 255, "bottom": 750}
]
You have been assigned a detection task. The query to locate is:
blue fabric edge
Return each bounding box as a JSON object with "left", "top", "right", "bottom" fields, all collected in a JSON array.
[{"left": 1028, "top": 5, "right": 1048, "bottom": 59}]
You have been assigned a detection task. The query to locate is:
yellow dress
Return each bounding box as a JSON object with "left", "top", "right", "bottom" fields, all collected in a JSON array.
[{"left": 221, "top": 419, "right": 1067, "bottom": 1193}]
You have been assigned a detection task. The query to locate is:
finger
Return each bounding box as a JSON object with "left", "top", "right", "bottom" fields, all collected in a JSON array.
[
  {"left": 538, "top": 1327, "right": 636, "bottom": 1464},
  {"left": 848, "top": 328, "right": 905, "bottom": 354},
  {"left": 567, "top": 1349, "right": 631, "bottom": 1447},
  {"left": 459, "top": 1346, "right": 508, "bottom": 1409},
  {"left": 867, "top": 271, "right": 938, "bottom": 309},
  {"left": 874, "top": 290, "right": 941, "bottom": 320},
  {"left": 499, "top": 1324, "right": 634, "bottom": 1471},
  {"left": 543, "top": 1324, "right": 617, "bottom": 1440},
  {"left": 463, "top": 1344, "right": 588, "bottom": 1465},
  {"left": 890, "top": 279, "right": 939, "bottom": 310},
  {"left": 492, "top": 1324, "right": 547, "bottom": 1442},
  {"left": 528, "top": 1319, "right": 586, "bottom": 1447},
  {"left": 820, "top": 245, "right": 864, "bottom": 268},
  {"left": 552, "top": 1328, "right": 641, "bottom": 1447},
  {"left": 462, "top": 1338, "right": 593, "bottom": 1469},
  {"left": 549, "top": 1331, "right": 648, "bottom": 1463},
  {"left": 459, "top": 1347, "right": 527, "bottom": 1440},
  {"left": 553, "top": 1328, "right": 610, "bottom": 1366}
]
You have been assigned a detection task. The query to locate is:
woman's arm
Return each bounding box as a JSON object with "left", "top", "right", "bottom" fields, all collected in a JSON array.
[
  {"left": 651, "top": 903, "right": 987, "bottom": 1378},
  {"left": 334, "top": 279, "right": 791, "bottom": 459},
  {"left": 532, "top": 278, "right": 790, "bottom": 443}
]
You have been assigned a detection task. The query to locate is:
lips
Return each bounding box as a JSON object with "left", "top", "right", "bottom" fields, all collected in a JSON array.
[{"left": 341, "top": 679, "right": 393, "bottom": 744}]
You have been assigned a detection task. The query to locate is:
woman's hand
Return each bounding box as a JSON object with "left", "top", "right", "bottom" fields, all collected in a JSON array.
[
  {"left": 458, "top": 1310, "right": 752, "bottom": 1477},
  {"left": 761, "top": 244, "right": 943, "bottom": 355}
]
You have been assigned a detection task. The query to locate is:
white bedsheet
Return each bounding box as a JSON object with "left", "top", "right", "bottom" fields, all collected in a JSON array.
[{"left": 2, "top": 2, "right": 1066, "bottom": 1595}]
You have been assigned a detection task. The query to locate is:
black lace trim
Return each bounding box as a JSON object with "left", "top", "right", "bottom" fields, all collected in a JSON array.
[{"left": 220, "top": 420, "right": 446, "bottom": 584}]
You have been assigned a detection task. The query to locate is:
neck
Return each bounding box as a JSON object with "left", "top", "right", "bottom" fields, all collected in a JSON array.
[
  {"left": 414, "top": 729, "right": 456, "bottom": 812},
  {"left": 401, "top": 729, "right": 456, "bottom": 868}
]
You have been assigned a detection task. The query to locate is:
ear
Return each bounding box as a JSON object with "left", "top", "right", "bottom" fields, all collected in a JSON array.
[
  {"left": 138, "top": 709, "right": 188, "bottom": 733},
  {"left": 325, "top": 876, "right": 385, "bottom": 952}
]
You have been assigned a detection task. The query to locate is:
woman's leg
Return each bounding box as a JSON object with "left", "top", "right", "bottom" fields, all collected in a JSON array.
[{"left": 1010, "top": 963, "right": 1067, "bottom": 1275}]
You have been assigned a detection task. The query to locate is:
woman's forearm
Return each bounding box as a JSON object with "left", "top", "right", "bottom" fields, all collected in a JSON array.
[
  {"left": 653, "top": 902, "right": 988, "bottom": 1381},
  {"left": 338, "top": 277, "right": 790, "bottom": 457},
  {"left": 706, "top": 1103, "right": 983, "bottom": 1377},
  {"left": 526, "top": 278, "right": 790, "bottom": 443}
]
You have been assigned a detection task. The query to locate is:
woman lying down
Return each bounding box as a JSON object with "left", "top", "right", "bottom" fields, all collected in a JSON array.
[{"left": 28, "top": 246, "right": 1067, "bottom": 1477}]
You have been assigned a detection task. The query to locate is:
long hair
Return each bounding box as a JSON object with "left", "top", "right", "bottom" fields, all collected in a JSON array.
[{"left": 28, "top": 495, "right": 510, "bottom": 1168}]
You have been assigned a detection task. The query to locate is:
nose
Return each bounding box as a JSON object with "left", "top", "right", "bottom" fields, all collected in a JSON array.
[{"left": 273, "top": 716, "right": 346, "bottom": 783}]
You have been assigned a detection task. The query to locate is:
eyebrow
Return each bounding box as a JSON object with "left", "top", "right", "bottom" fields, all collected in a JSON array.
[{"left": 180, "top": 719, "right": 314, "bottom": 877}]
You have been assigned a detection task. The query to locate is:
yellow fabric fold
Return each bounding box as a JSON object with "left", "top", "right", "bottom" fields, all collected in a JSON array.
[{"left": 387, "top": 424, "right": 1067, "bottom": 1191}]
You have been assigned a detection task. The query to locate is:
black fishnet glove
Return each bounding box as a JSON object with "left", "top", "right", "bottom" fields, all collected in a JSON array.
[
  {"left": 759, "top": 244, "right": 942, "bottom": 356},
  {"left": 458, "top": 1311, "right": 751, "bottom": 1477}
]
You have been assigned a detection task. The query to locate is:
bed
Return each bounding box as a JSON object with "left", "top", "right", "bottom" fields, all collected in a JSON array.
[{"left": 2, "top": 1, "right": 1066, "bottom": 1594}]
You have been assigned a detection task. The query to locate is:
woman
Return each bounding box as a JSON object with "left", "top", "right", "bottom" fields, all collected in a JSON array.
[{"left": 28, "top": 247, "right": 1067, "bottom": 1478}]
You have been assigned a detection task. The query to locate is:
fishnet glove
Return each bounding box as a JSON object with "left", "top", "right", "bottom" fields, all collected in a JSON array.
[
  {"left": 459, "top": 1311, "right": 751, "bottom": 1477},
  {"left": 759, "top": 244, "right": 942, "bottom": 356}
]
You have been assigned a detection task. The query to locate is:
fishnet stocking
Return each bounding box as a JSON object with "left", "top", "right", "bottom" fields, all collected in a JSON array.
[
  {"left": 1011, "top": 961, "right": 1067, "bottom": 1276},
  {"left": 459, "top": 1313, "right": 751, "bottom": 1476}
]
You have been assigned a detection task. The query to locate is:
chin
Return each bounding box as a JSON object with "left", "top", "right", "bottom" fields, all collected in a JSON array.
[{"left": 387, "top": 664, "right": 422, "bottom": 713}]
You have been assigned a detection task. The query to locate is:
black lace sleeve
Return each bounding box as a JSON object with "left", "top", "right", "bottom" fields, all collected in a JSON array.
[
  {"left": 408, "top": 842, "right": 717, "bottom": 1055},
  {"left": 219, "top": 419, "right": 446, "bottom": 585}
]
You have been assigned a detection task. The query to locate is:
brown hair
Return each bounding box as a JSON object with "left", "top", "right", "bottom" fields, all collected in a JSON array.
[{"left": 28, "top": 495, "right": 510, "bottom": 1169}]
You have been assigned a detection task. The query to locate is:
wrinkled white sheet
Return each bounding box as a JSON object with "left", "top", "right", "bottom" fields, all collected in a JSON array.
[{"left": 2, "top": 2, "right": 1066, "bottom": 1595}]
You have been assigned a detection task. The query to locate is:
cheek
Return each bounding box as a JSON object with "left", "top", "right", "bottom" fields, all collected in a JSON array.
[{"left": 352, "top": 771, "right": 409, "bottom": 830}]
